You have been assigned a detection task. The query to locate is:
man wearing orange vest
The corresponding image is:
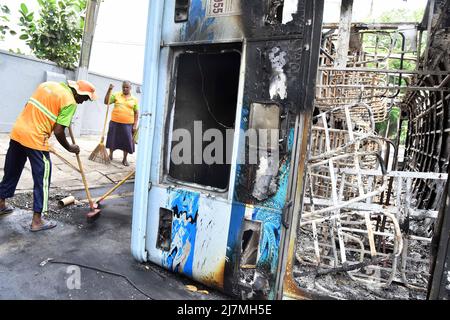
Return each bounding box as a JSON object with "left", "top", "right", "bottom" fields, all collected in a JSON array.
[{"left": 0, "top": 80, "right": 97, "bottom": 232}]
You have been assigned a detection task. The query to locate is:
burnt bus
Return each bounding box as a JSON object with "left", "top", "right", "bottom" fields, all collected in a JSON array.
[
  {"left": 131, "top": 0, "right": 324, "bottom": 299},
  {"left": 132, "top": 0, "right": 450, "bottom": 301}
]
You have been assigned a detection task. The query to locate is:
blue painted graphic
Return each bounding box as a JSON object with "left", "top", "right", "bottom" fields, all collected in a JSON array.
[
  {"left": 162, "top": 189, "right": 200, "bottom": 277},
  {"left": 252, "top": 207, "right": 282, "bottom": 273},
  {"left": 184, "top": 0, "right": 215, "bottom": 42}
]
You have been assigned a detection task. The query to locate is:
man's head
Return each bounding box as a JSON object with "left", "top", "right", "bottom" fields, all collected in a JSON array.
[
  {"left": 68, "top": 80, "right": 98, "bottom": 104},
  {"left": 122, "top": 81, "right": 132, "bottom": 96}
]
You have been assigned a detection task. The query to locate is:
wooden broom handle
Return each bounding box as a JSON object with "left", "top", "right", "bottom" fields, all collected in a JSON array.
[
  {"left": 100, "top": 104, "right": 110, "bottom": 143},
  {"left": 49, "top": 147, "right": 81, "bottom": 174},
  {"left": 68, "top": 126, "right": 94, "bottom": 205},
  {"left": 96, "top": 170, "right": 135, "bottom": 203}
]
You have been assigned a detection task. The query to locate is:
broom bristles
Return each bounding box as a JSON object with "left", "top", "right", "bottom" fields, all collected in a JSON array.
[{"left": 89, "top": 143, "right": 110, "bottom": 164}]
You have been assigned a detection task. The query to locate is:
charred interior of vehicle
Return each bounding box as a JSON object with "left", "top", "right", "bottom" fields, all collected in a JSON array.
[
  {"left": 166, "top": 44, "right": 242, "bottom": 192},
  {"left": 132, "top": 0, "right": 450, "bottom": 301},
  {"left": 292, "top": 0, "right": 450, "bottom": 300}
]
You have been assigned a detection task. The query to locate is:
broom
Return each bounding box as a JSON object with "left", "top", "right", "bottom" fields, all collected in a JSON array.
[
  {"left": 133, "top": 125, "right": 139, "bottom": 144},
  {"left": 89, "top": 104, "right": 111, "bottom": 164}
]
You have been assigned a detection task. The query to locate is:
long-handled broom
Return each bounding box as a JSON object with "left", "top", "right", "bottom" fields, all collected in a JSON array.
[
  {"left": 133, "top": 126, "right": 139, "bottom": 144},
  {"left": 89, "top": 104, "right": 111, "bottom": 164},
  {"left": 68, "top": 126, "right": 101, "bottom": 222},
  {"left": 95, "top": 170, "right": 135, "bottom": 207}
]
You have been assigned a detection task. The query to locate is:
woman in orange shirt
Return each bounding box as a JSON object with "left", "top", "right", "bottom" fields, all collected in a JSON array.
[{"left": 104, "top": 81, "right": 139, "bottom": 166}]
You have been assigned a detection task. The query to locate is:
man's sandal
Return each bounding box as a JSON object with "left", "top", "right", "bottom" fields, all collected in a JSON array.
[{"left": 30, "top": 221, "right": 57, "bottom": 232}]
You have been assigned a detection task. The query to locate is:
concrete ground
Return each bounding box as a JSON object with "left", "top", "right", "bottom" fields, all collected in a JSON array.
[
  {"left": 0, "top": 184, "right": 229, "bottom": 300},
  {"left": 0, "top": 134, "right": 229, "bottom": 300}
]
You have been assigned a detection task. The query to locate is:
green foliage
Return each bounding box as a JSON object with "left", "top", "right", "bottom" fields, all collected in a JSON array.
[
  {"left": 376, "top": 107, "right": 401, "bottom": 139},
  {"left": 378, "top": 8, "right": 425, "bottom": 23},
  {"left": 18, "top": 0, "right": 86, "bottom": 69},
  {"left": 376, "top": 107, "right": 408, "bottom": 145},
  {"left": 0, "top": 4, "right": 16, "bottom": 41},
  {"left": 363, "top": 7, "right": 425, "bottom": 24},
  {"left": 9, "top": 48, "right": 25, "bottom": 55},
  {"left": 400, "top": 120, "right": 408, "bottom": 145}
]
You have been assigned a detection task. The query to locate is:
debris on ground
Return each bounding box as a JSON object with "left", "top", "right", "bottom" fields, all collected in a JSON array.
[
  {"left": 8, "top": 190, "right": 90, "bottom": 225},
  {"left": 185, "top": 285, "right": 198, "bottom": 292}
]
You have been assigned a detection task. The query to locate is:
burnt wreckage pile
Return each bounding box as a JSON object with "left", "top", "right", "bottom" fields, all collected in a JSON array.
[{"left": 294, "top": 0, "right": 450, "bottom": 299}]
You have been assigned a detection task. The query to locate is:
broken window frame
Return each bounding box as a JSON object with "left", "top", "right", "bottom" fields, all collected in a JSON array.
[{"left": 161, "top": 44, "right": 244, "bottom": 196}]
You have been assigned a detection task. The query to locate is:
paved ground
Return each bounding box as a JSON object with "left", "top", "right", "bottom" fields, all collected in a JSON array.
[
  {"left": 0, "top": 184, "right": 229, "bottom": 300},
  {"left": 0, "top": 134, "right": 229, "bottom": 300},
  {"left": 0, "top": 134, "right": 136, "bottom": 193}
]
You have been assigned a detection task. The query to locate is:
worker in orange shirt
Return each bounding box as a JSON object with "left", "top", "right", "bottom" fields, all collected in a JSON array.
[{"left": 0, "top": 80, "right": 97, "bottom": 232}]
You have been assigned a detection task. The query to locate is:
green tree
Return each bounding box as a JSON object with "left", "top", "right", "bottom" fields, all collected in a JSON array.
[
  {"left": 18, "top": 0, "right": 86, "bottom": 69},
  {"left": 0, "top": 4, "right": 16, "bottom": 41},
  {"left": 379, "top": 8, "right": 425, "bottom": 23}
]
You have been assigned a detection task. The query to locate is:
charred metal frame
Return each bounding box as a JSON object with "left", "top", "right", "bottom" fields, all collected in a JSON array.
[
  {"left": 290, "top": 0, "right": 450, "bottom": 300},
  {"left": 133, "top": 0, "right": 449, "bottom": 300}
]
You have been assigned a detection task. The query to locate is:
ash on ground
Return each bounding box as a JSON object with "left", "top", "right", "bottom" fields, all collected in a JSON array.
[{"left": 294, "top": 263, "right": 427, "bottom": 300}]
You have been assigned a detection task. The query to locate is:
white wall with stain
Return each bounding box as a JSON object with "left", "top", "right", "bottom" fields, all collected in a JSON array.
[{"left": 192, "top": 197, "right": 231, "bottom": 288}]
